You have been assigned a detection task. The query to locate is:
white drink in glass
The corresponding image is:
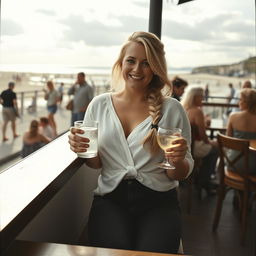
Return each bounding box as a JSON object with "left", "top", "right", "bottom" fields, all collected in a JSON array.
[
  {"left": 74, "top": 120, "right": 98, "bottom": 158},
  {"left": 157, "top": 134, "right": 180, "bottom": 151},
  {"left": 156, "top": 127, "right": 182, "bottom": 169}
]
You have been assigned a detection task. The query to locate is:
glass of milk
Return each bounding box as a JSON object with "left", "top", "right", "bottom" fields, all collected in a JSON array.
[{"left": 74, "top": 120, "right": 98, "bottom": 158}]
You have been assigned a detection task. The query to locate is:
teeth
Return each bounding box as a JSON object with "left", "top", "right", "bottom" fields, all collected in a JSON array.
[{"left": 130, "top": 75, "right": 143, "bottom": 80}]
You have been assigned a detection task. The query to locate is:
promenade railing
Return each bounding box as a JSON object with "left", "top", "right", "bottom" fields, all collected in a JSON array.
[{"left": 16, "top": 85, "right": 108, "bottom": 116}]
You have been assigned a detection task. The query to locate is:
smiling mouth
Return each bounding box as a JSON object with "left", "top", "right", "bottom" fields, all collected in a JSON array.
[{"left": 129, "top": 74, "right": 144, "bottom": 80}]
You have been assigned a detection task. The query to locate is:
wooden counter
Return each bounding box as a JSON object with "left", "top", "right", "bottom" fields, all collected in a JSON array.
[{"left": 4, "top": 240, "right": 188, "bottom": 256}]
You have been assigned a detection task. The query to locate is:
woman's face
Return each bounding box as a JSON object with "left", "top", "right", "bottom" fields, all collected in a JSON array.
[
  {"left": 194, "top": 93, "right": 204, "bottom": 106},
  {"left": 121, "top": 42, "right": 154, "bottom": 92}
]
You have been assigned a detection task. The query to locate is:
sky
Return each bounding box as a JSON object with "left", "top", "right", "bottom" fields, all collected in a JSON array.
[{"left": 0, "top": 0, "right": 255, "bottom": 70}]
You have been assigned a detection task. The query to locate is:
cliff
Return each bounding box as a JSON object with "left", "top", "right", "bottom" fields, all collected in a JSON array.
[{"left": 191, "top": 56, "right": 256, "bottom": 77}]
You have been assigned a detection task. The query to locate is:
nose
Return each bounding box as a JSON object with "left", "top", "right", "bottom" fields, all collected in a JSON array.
[{"left": 133, "top": 62, "right": 141, "bottom": 72}]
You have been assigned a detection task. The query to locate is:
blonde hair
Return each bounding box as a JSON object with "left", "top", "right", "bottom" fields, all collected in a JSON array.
[
  {"left": 240, "top": 88, "right": 256, "bottom": 114},
  {"left": 181, "top": 86, "right": 204, "bottom": 111},
  {"left": 111, "top": 31, "right": 171, "bottom": 154}
]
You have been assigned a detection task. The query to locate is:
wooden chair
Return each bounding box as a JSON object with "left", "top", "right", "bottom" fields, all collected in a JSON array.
[{"left": 212, "top": 133, "right": 256, "bottom": 244}]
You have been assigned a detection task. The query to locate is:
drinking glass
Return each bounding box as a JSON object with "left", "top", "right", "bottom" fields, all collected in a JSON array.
[
  {"left": 157, "top": 127, "right": 182, "bottom": 169},
  {"left": 74, "top": 120, "right": 98, "bottom": 158}
]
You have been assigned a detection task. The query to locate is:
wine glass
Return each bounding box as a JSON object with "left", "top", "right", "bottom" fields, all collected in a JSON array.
[{"left": 157, "top": 127, "right": 182, "bottom": 169}]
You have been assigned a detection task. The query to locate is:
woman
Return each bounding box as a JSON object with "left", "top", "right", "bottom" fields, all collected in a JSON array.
[
  {"left": 227, "top": 88, "right": 256, "bottom": 174},
  {"left": 181, "top": 86, "right": 218, "bottom": 195},
  {"left": 68, "top": 31, "right": 194, "bottom": 254},
  {"left": 21, "top": 119, "right": 50, "bottom": 158},
  {"left": 43, "top": 81, "right": 59, "bottom": 136}
]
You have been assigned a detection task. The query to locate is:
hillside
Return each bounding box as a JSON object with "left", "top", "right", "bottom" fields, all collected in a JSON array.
[{"left": 191, "top": 56, "right": 256, "bottom": 77}]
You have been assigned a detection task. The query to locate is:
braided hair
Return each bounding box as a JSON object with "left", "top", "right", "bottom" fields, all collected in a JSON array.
[{"left": 111, "top": 31, "right": 172, "bottom": 154}]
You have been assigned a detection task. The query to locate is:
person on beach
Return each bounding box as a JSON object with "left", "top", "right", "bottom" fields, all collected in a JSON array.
[
  {"left": 43, "top": 81, "right": 59, "bottom": 137},
  {"left": 227, "top": 83, "right": 236, "bottom": 103},
  {"left": 58, "top": 82, "right": 65, "bottom": 106},
  {"left": 67, "top": 72, "right": 94, "bottom": 126},
  {"left": 171, "top": 76, "right": 188, "bottom": 101},
  {"left": 181, "top": 86, "right": 219, "bottom": 196},
  {"left": 68, "top": 31, "right": 193, "bottom": 254},
  {"left": 21, "top": 119, "right": 50, "bottom": 158},
  {"left": 0, "top": 81, "right": 19, "bottom": 142},
  {"left": 204, "top": 84, "right": 209, "bottom": 102},
  {"left": 226, "top": 88, "right": 256, "bottom": 174}
]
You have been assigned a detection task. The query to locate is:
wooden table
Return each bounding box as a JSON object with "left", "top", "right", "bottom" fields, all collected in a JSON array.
[
  {"left": 206, "top": 119, "right": 227, "bottom": 139},
  {"left": 3, "top": 240, "right": 189, "bottom": 256},
  {"left": 249, "top": 139, "right": 256, "bottom": 151}
]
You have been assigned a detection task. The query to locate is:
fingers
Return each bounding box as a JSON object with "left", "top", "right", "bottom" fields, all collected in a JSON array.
[
  {"left": 165, "top": 137, "right": 188, "bottom": 163},
  {"left": 68, "top": 128, "right": 90, "bottom": 153}
]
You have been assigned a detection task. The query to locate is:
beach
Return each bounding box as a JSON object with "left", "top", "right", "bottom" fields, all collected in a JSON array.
[{"left": 0, "top": 70, "right": 255, "bottom": 99}]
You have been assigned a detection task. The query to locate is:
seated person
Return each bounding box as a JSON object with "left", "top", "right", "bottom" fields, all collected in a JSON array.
[
  {"left": 39, "top": 116, "right": 56, "bottom": 140},
  {"left": 229, "top": 80, "right": 252, "bottom": 113},
  {"left": 181, "top": 86, "right": 219, "bottom": 195},
  {"left": 171, "top": 76, "right": 188, "bottom": 101},
  {"left": 226, "top": 88, "right": 256, "bottom": 174},
  {"left": 21, "top": 119, "right": 51, "bottom": 158}
]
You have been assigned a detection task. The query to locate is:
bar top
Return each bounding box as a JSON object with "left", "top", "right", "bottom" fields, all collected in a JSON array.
[{"left": 4, "top": 240, "right": 189, "bottom": 256}]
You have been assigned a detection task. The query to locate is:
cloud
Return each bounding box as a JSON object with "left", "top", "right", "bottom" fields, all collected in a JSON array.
[
  {"left": 36, "top": 9, "right": 56, "bottom": 16},
  {"left": 162, "top": 12, "right": 255, "bottom": 48},
  {"left": 59, "top": 14, "right": 148, "bottom": 46},
  {"left": 1, "top": 19, "right": 24, "bottom": 35}
]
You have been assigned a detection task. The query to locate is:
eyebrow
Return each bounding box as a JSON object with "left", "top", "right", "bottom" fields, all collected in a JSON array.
[{"left": 126, "top": 56, "right": 148, "bottom": 61}]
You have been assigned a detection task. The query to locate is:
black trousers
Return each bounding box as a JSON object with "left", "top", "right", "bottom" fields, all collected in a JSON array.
[{"left": 88, "top": 179, "right": 181, "bottom": 254}]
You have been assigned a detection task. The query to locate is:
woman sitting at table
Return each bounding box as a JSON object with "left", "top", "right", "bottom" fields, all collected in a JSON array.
[
  {"left": 226, "top": 88, "right": 256, "bottom": 174},
  {"left": 181, "top": 86, "right": 219, "bottom": 195}
]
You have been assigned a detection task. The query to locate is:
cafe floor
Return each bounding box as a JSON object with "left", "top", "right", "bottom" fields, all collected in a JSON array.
[
  {"left": 179, "top": 185, "right": 255, "bottom": 256},
  {"left": 79, "top": 186, "right": 255, "bottom": 256}
]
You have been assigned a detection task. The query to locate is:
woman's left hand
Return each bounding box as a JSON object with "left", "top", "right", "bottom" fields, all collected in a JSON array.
[{"left": 165, "top": 137, "right": 188, "bottom": 164}]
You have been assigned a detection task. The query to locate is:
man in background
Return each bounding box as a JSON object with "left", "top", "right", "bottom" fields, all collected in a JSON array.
[
  {"left": 0, "top": 82, "right": 19, "bottom": 142},
  {"left": 171, "top": 76, "right": 188, "bottom": 101},
  {"left": 68, "top": 72, "right": 94, "bottom": 125}
]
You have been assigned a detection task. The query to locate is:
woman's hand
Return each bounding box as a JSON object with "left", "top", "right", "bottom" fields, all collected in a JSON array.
[
  {"left": 68, "top": 127, "right": 90, "bottom": 154},
  {"left": 165, "top": 137, "right": 190, "bottom": 180},
  {"left": 165, "top": 137, "right": 188, "bottom": 164}
]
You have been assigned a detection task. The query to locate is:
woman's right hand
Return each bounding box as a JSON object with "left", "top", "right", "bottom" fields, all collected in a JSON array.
[{"left": 68, "top": 127, "right": 90, "bottom": 154}]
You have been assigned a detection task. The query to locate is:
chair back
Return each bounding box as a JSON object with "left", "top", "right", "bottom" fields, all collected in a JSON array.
[{"left": 217, "top": 133, "right": 250, "bottom": 180}]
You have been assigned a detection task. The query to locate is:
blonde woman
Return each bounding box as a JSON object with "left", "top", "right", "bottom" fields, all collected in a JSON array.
[
  {"left": 181, "top": 86, "right": 219, "bottom": 195},
  {"left": 227, "top": 88, "right": 256, "bottom": 174},
  {"left": 68, "top": 32, "right": 193, "bottom": 254}
]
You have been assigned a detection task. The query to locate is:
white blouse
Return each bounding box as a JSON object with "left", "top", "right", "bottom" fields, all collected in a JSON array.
[{"left": 84, "top": 93, "right": 194, "bottom": 195}]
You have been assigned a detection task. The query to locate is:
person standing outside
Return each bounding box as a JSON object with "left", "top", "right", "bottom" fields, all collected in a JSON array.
[
  {"left": 171, "top": 76, "right": 188, "bottom": 101},
  {"left": 58, "top": 82, "right": 65, "bottom": 106},
  {"left": 43, "top": 81, "right": 59, "bottom": 137},
  {"left": 68, "top": 72, "right": 94, "bottom": 126},
  {"left": 0, "top": 81, "right": 19, "bottom": 142}
]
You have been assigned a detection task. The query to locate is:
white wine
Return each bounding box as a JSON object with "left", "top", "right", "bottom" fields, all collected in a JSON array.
[{"left": 157, "top": 134, "right": 180, "bottom": 151}]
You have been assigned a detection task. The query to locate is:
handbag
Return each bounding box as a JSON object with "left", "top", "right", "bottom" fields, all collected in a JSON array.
[
  {"left": 66, "top": 99, "right": 73, "bottom": 111},
  {"left": 193, "top": 140, "right": 212, "bottom": 158}
]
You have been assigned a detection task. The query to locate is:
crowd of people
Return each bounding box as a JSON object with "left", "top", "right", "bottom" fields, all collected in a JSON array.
[{"left": 0, "top": 30, "right": 255, "bottom": 254}]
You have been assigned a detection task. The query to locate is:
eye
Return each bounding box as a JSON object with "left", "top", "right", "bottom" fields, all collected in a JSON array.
[
  {"left": 126, "top": 58, "right": 135, "bottom": 64},
  {"left": 142, "top": 61, "right": 150, "bottom": 67}
]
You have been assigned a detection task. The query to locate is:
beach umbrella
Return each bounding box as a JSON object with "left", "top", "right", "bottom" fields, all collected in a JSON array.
[{"left": 148, "top": 0, "right": 195, "bottom": 39}]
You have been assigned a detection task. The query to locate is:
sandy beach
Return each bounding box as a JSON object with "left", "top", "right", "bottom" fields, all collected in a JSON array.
[{"left": 0, "top": 70, "right": 254, "bottom": 97}]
